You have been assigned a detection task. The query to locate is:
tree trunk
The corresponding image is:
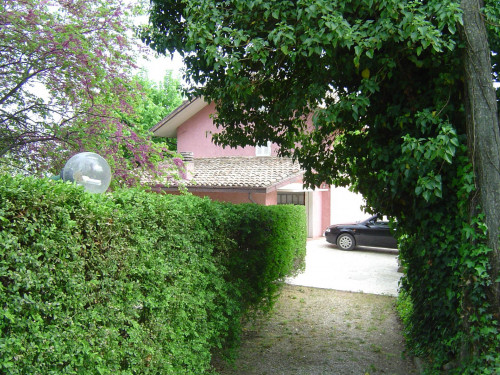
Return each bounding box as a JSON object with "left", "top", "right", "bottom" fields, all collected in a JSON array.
[{"left": 461, "top": 0, "right": 500, "bottom": 322}]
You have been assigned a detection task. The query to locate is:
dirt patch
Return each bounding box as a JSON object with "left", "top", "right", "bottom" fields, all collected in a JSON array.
[{"left": 214, "top": 284, "right": 417, "bottom": 375}]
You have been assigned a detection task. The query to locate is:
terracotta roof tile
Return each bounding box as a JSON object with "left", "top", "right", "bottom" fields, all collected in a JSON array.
[{"left": 186, "top": 157, "right": 303, "bottom": 188}]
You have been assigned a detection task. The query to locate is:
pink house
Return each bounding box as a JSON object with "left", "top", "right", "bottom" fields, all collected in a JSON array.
[{"left": 151, "top": 97, "right": 331, "bottom": 238}]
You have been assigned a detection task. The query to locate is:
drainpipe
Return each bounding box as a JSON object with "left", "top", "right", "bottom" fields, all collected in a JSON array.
[{"left": 248, "top": 192, "right": 257, "bottom": 204}]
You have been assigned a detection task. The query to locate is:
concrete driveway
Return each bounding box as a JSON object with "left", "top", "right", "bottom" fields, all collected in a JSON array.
[{"left": 286, "top": 238, "right": 403, "bottom": 296}]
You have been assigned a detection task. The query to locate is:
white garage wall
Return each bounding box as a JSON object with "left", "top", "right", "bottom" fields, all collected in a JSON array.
[{"left": 330, "top": 186, "right": 371, "bottom": 224}]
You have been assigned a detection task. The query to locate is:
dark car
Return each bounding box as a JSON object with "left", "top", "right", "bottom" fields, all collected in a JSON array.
[{"left": 324, "top": 214, "right": 397, "bottom": 250}]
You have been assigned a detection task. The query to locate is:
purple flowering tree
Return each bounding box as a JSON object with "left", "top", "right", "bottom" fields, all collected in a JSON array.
[{"left": 0, "top": 0, "right": 183, "bottom": 188}]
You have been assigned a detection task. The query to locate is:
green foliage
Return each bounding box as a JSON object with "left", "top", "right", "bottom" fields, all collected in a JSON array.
[
  {"left": 0, "top": 174, "right": 306, "bottom": 374},
  {"left": 219, "top": 203, "right": 307, "bottom": 316},
  {"left": 126, "top": 72, "right": 183, "bottom": 147},
  {"left": 92, "top": 71, "right": 184, "bottom": 188},
  {"left": 144, "top": 0, "right": 500, "bottom": 372}
]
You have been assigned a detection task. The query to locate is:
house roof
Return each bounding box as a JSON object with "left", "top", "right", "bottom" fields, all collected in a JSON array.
[
  {"left": 160, "top": 156, "right": 304, "bottom": 192},
  {"left": 151, "top": 97, "right": 208, "bottom": 138},
  {"left": 192, "top": 156, "right": 302, "bottom": 188}
]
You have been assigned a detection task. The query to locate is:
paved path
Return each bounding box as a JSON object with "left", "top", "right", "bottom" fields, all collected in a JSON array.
[{"left": 286, "top": 238, "right": 402, "bottom": 296}]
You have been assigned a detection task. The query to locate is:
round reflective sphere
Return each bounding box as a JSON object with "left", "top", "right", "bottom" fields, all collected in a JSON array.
[{"left": 61, "top": 152, "right": 111, "bottom": 193}]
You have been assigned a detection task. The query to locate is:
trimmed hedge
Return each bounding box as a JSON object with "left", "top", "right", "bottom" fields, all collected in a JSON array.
[{"left": 0, "top": 174, "right": 306, "bottom": 374}]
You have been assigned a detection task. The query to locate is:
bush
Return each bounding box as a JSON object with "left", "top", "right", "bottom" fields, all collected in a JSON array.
[
  {"left": 0, "top": 174, "right": 306, "bottom": 374},
  {"left": 220, "top": 203, "right": 306, "bottom": 315}
]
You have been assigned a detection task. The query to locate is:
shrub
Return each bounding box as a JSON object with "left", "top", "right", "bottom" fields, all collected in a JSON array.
[
  {"left": 0, "top": 174, "right": 306, "bottom": 374},
  {"left": 221, "top": 203, "right": 306, "bottom": 315}
]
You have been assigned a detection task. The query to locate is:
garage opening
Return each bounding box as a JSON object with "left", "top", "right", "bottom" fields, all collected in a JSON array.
[{"left": 278, "top": 192, "right": 305, "bottom": 206}]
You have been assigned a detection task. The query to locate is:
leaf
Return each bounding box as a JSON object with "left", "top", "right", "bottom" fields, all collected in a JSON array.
[
  {"left": 423, "top": 190, "right": 431, "bottom": 201},
  {"left": 450, "top": 137, "right": 459, "bottom": 147}
]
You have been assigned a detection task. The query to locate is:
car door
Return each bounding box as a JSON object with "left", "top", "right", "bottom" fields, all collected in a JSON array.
[
  {"left": 370, "top": 221, "right": 397, "bottom": 248},
  {"left": 357, "top": 220, "right": 396, "bottom": 248},
  {"left": 355, "top": 218, "right": 378, "bottom": 246}
]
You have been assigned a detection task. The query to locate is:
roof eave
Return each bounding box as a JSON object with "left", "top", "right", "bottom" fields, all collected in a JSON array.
[
  {"left": 154, "top": 185, "right": 269, "bottom": 194},
  {"left": 151, "top": 171, "right": 304, "bottom": 194},
  {"left": 151, "top": 96, "right": 208, "bottom": 138},
  {"left": 264, "top": 172, "right": 304, "bottom": 193}
]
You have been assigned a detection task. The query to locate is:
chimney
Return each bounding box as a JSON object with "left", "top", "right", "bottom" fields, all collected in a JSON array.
[{"left": 180, "top": 151, "right": 194, "bottom": 180}]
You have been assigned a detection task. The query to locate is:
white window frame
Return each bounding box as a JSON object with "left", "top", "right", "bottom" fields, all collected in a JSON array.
[{"left": 255, "top": 141, "right": 272, "bottom": 156}]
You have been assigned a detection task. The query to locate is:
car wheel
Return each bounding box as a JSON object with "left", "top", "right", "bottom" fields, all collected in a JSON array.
[{"left": 337, "top": 233, "right": 355, "bottom": 250}]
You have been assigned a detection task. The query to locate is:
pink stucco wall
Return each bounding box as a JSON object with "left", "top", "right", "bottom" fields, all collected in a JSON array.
[
  {"left": 312, "top": 191, "right": 323, "bottom": 238},
  {"left": 308, "top": 189, "right": 331, "bottom": 238},
  {"left": 177, "top": 103, "right": 279, "bottom": 157},
  {"left": 320, "top": 189, "right": 331, "bottom": 235},
  {"left": 192, "top": 191, "right": 269, "bottom": 205}
]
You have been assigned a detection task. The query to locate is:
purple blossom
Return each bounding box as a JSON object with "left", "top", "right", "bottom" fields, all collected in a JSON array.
[{"left": 1, "top": 0, "right": 184, "bottom": 189}]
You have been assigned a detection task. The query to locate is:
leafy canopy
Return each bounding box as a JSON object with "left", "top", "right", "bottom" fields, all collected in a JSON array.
[{"left": 143, "top": 0, "right": 499, "bottom": 211}]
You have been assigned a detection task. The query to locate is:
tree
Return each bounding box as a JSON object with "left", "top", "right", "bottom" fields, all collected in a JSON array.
[
  {"left": 102, "top": 70, "right": 184, "bottom": 186},
  {"left": 144, "top": 0, "right": 500, "bottom": 371},
  {"left": 0, "top": 0, "right": 182, "bottom": 187},
  {"left": 77, "top": 70, "right": 184, "bottom": 187},
  {"left": 461, "top": 0, "right": 500, "bottom": 327},
  {"left": 128, "top": 71, "right": 183, "bottom": 149}
]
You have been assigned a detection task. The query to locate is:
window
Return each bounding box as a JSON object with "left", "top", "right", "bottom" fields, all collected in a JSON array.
[{"left": 255, "top": 141, "right": 272, "bottom": 156}]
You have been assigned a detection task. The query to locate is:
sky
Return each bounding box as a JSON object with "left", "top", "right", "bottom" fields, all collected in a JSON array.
[
  {"left": 137, "top": 52, "right": 185, "bottom": 83},
  {"left": 133, "top": 4, "right": 185, "bottom": 84}
]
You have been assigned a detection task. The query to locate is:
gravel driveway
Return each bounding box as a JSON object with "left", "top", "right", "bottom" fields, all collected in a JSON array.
[
  {"left": 213, "top": 238, "right": 417, "bottom": 375},
  {"left": 214, "top": 286, "right": 417, "bottom": 375}
]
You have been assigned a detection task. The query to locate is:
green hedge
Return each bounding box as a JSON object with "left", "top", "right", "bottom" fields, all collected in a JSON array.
[
  {"left": 221, "top": 203, "right": 306, "bottom": 314},
  {"left": 0, "top": 174, "right": 306, "bottom": 374}
]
